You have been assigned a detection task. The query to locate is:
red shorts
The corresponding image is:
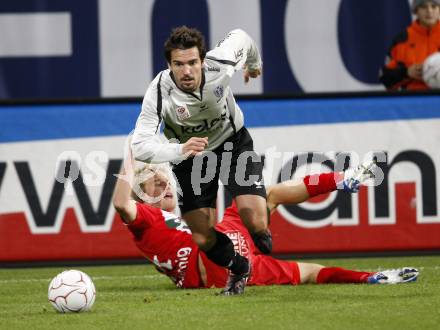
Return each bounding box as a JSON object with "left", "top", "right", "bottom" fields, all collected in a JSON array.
[
  {"left": 248, "top": 255, "right": 300, "bottom": 286},
  {"left": 199, "top": 203, "right": 301, "bottom": 287},
  {"left": 200, "top": 253, "right": 300, "bottom": 288}
]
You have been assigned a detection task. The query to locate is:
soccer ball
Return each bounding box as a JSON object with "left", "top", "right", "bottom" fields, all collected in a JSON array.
[
  {"left": 48, "top": 270, "right": 96, "bottom": 313},
  {"left": 423, "top": 52, "right": 440, "bottom": 88}
]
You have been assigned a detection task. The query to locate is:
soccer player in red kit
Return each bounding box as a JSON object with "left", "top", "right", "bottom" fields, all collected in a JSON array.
[{"left": 113, "top": 157, "right": 419, "bottom": 293}]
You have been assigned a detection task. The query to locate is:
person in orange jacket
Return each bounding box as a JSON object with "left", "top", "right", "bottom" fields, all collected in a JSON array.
[{"left": 380, "top": 0, "right": 440, "bottom": 90}]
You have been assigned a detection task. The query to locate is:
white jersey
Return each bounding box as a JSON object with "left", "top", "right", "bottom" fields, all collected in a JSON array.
[{"left": 131, "top": 29, "right": 262, "bottom": 163}]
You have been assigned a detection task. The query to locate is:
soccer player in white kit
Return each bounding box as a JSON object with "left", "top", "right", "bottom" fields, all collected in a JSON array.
[{"left": 131, "top": 26, "right": 270, "bottom": 295}]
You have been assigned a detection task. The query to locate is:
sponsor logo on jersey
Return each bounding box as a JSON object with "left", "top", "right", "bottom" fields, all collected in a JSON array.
[
  {"left": 175, "top": 247, "right": 192, "bottom": 287},
  {"left": 226, "top": 231, "right": 250, "bottom": 259},
  {"left": 181, "top": 112, "right": 227, "bottom": 134},
  {"left": 213, "top": 85, "right": 224, "bottom": 100},
  {"left": 175, "top": 105, "right": 191, "bottom": 120},
  {"left": 162, "top": 210, "right": 191, "bottom": 234},
  {"left": 206, "top": 66, "right": 220, "bottom": 72}
]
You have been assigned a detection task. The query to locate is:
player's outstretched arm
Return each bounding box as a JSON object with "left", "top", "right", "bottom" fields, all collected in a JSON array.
[
  {"left": 208, "top": 29, "right": 262, "bottom": 82},
  {"left": 131, "top": 102, "right": 184, "bottom": 164},
  {"left": 131, "top": 74, "right": 191, "bottom": 164},
  {"left": 113, "top": 152, "right": 137, "bottom": 224}
]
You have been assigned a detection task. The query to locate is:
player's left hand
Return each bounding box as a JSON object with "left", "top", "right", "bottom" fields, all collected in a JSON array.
[{"left": 244, "top": 66, "right": 261, "bottom": 83}]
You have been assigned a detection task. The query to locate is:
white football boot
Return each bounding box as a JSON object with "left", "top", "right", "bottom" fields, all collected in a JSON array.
[
  {"left": 367, "top": 267, "right": 419, "bottom": 284},
  {"left": 342, "top": 160, "right": 377, "bottom": 193}
]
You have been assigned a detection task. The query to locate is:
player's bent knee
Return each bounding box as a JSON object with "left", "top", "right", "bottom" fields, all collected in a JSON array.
[
  {"left": 236, "top": 197, "right": 268, "bottom": 231},
  {"left": 191, "top": 232, "right": 216, "bottom": 251},
  {"left": 238, "top": 207, "right": 268, "bottom": 232}
]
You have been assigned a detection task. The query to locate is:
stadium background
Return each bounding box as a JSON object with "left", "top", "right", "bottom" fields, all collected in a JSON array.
[{"left": 0, "top": 0, "right": 439, "bottom": 263}]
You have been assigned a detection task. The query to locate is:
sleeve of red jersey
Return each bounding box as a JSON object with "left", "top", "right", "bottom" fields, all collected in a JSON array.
[{"left": 126, "top": 202, "right": 159, "bottom": 232}]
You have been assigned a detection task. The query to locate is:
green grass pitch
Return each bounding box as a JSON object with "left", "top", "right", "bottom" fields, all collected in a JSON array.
[{"left": 1, "top": 255, "right": 440, "bottom": 330}]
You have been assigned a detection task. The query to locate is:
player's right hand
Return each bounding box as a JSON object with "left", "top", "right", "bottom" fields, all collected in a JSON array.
[{"left": 182, "top": 137, "right": 208, "bottom": 157}]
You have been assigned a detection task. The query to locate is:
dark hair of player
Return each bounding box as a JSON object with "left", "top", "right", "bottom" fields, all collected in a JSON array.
[{"left": 164, "top": 26, "right": 207, "bottom": 63}]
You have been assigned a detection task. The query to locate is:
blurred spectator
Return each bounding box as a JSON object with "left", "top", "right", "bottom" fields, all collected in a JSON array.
[{"left": 380, "top": 0, "right": 440, "bottom": 90}]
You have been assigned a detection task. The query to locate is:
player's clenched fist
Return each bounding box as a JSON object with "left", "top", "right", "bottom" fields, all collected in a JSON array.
[
  {"left": 244, "top": 66, "right": 261, "bottom": 83},
  {"left": 182, "top": 137, "right": 208, "bottom": 157}
]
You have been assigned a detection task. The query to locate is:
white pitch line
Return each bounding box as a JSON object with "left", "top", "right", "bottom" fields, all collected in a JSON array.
[
  {"left": 0, "top": 274, "right": 162, "bottom": 284},
  {"left": 93, "top": 274, "right": 163, "bottom": 281},
  {"left": 360, "top": 266, "right": 440, "bottom": 272},
  {"left": 1, "top": 266, "right": 439, "bottom": 284}
]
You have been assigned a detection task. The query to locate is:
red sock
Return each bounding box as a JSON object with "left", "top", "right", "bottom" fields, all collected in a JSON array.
[
  {"left": 303, "top": 172, "right": 343, "bottom": 197},
  {"left": 316, "top": 267, "right": 373, "bottom": 284}
]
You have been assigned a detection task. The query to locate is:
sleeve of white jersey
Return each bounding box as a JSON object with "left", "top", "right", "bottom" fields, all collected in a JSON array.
[
  {"left": 131, "top": 75, "right": 184, "bottom": 164},
  {"left": 207, "top": 29, "right": 262, "bottom": 75}
]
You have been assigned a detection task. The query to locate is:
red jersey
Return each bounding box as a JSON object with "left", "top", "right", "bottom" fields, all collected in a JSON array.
[{"left": 127, "top": 203, "right": 202, "bottom": 288}]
